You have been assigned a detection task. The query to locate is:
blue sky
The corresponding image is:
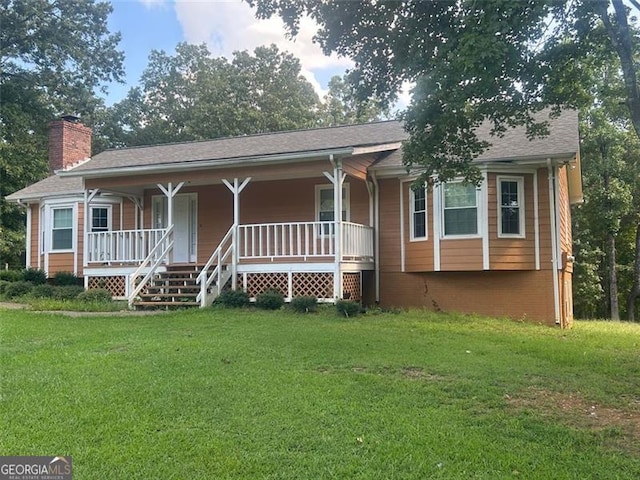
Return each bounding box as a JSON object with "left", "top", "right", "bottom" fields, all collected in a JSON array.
[{"left": 104, "top": 0, "right": 354, "bottom": 106}]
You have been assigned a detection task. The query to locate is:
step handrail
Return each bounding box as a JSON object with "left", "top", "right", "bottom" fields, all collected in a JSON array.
[
  {"left": 128, "top": 225, "right": 174, "bottom": 307},
  {"left": 196, "top": 224, "right": 235, "bottom": 307}
]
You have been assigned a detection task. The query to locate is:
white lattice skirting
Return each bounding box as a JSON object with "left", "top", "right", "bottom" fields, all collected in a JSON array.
[{"left": 241, "top": 271, "right": 361, "bottom": 302}]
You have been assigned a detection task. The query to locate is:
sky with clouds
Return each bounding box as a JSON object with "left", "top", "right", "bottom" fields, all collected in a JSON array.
[{"left": 105, "top": 0, "right": 355, "bottom": 106}]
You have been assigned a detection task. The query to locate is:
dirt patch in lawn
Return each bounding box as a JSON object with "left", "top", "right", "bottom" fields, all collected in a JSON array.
[{"left": 506, "top": 387, "right": 640, "bottom": 454}]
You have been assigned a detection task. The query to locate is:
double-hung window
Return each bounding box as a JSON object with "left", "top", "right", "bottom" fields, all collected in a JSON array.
[
  {"left": 442, "top": 182, "right": 478, "bottom": 236},
  {"left": 90, "top": 206, "right": 111, "bottom": 233},
  {"left": 498, "top": 176, "right": 525, "bottom": 237},
  {"left": 316, "top": 185, "right": 350, "bottom": 234},
  {"left": 52, "top": 207, "right": 73, "bottom": 250},
  {"left": 410, "top": 186, "right": 427, "bottom": 240}
]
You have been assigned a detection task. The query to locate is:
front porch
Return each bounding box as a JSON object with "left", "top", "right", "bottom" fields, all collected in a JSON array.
[
  {"left": 84, "top": 220, "right": 374, "bottom": 307},
  {"left": 79, "top": 152, "right": 379, "bottom": 308}
]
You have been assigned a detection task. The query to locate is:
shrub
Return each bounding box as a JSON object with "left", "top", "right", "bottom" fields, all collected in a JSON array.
[
  {"left": 217, "top": 289, "right": 250, "bottom": 308},
  {"left": 336, "top": 299, "right": 360, "bottom": 318},
  {"left": 31, "top": 284, "right": 55, "bottom": 298},
  {"left": 54, "top": 271, "right": 82, "bottom": 286},
  {"left": 256, "top": 289, "right": 285, "bottom": 310},
  {"left": 0, "top": 270, "right": 23, "bottom": 282},
  {"left": 52, "top": 285, "right": 84, "bottom": 300},
  {"left": 4, "top": 281, "right": 33, "bottom": 299},
  {"left": 22, "top": 268, "right": 47, "bottom": 285},
  {"left": 0, "top": 280, "right": 10, "bottom": 295},
  {"left": 290, "top": 295, "right": 318, "bottom": 313},
  {"left": 77, "top": 288, "right": 112, "bottom": 303}
]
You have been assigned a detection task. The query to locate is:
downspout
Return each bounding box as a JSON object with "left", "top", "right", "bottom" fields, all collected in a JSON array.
[
  {"left": 329, "top": 154, "right": 344, "bottom": 300},
  {"left": 547, "top": 159, "right": 561, "bottom": 325},
  {"left": 371, "top": 171, "right": 380, "bottom": 303}
]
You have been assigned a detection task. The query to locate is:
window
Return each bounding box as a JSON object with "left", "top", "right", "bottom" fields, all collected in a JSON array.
[
  {"left": 498, "top": 177, "right": 525, "bottom": 237},
  {"left": 316, "top": 185, "right": 350, "bottom": 223},
  {"left": 52, "top": 207, "right": 73, "bottom": 250},
  {"left": 442, "top": 182, "right": 478, "bottom": 236},
  {"left": 152, "top": 196, "right": 168, "bottom": 229},
  {"left": 410, "top": 186, "right": 427, "bottom": 240},
  {"left": 90, "top": 206, "right": 110, "bottom": 233}
]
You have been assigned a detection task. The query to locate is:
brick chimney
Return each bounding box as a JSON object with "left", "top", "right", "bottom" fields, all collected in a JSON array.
[{"left": 48, "top": 115, "right": 92, "bottom": 174}]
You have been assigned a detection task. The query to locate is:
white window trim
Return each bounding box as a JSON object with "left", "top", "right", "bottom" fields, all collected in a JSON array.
[
  {"left": 89, "top": 204, "right": 113, "bottom": 233},
  {"left": 409, "top": 184, "right": 428, "bottom": 241},
  {"left": 497, "top": 175, "right": 526, "bottom": 239},
  {"left": 441, "top": 180, "right": 481, "bottom": 239},
  {"left": 48, "top": 204, "right": 77, "bottom": 253},
  {"left": 315, "top": 183, "right": 351, "bottom": 223}
]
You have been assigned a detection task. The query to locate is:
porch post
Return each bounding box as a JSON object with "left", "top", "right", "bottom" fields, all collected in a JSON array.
[
  {"left": 327, "top": 155, "right": 345, "bottom": 300},
  {"left": 83, "top": 188, "right": 99, "bottom": 267},
  {"left": 222, "top": 177, "right": 251, "bottom": 290},
  {"left": 158, "top": 182, "right": 184, "bottom": 263}
]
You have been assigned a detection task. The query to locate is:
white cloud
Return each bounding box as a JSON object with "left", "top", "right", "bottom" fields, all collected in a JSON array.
[
  {"left": 138, "top": 0, "right": 166, "bottom": 9},
  {"left": 173, "top": 0, "right": 353, "bottom": 97}
]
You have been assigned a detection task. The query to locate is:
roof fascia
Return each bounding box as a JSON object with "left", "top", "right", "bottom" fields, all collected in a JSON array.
[
  {"left": 61, "top": 147, "right": 354, "bottom": 179},
  {"left": 370, "top": 152, "right": 577, "bottom": 178}
]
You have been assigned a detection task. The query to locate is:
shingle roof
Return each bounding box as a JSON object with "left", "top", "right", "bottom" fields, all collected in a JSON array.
[
  {"left": 373, "top": 109, "right": 579, "bottom": 170},
  {"left": 68, "top": 120, "right": 408, "bottom": 174},
  {"left": 6, "top": 175, "right": 83, "bottom": 203},
  {"left": 8, "top": 111, "right": 579, "bottom": 202}
]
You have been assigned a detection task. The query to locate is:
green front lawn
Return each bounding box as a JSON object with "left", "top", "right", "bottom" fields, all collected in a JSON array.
[{"left": 1, "top": 308, "right": 639, "bottom": 479}]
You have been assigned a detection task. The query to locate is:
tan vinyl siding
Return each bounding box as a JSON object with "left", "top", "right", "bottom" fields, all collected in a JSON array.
[
  {"left": 537, "top": 167, "right": 553, "bottom": 271},
  {"left": 487, "top": 173, "right": 536, "bottom": 270},
  {"left": 439, "top": 238, "right": 483, "bottom": 270},
  {"left": 141, "top": 176, "right": 371, "bottom": 264},
  {"left": 48, "top": 253, "right": 74, "bottom": 276},
  {"left": 122, "top": 200, "right": 138, "bottom": 231},
  {"left": 378, "top": 178, "right": 402, "bottom": 273},
  {"left": 402, "top": 181, "right": 434, "bottom": 272},
  {"left": 29, "top": 205, "right": 39, "bottom": 268},
  {"left": 557, "top": 165, "right": 572, "bottom": 254}
]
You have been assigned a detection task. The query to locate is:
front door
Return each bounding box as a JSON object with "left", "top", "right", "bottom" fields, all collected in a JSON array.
[{"left": 152, "top": 193, "right": 197, "bottom": 263}]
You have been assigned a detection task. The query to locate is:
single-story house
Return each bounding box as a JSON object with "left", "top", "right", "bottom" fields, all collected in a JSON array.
[{"left": 7, "top": 112, "right": 581, "bottom": 327}]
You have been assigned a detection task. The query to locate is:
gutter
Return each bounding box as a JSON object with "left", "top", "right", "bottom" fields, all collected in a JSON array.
[{"left": 60, "top": 147, "right": 355, "bottom": 179}]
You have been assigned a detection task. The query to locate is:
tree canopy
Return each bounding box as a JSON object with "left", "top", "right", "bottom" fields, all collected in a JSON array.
[
  {"left": 319, "top": 73, "right": 387, "bottom": 127},
  {"left": 0, "top": 0, "right": 124, "bottom": 266},
  {"left": 248, "top": 0, "right": 639, "bottom": 185},
  {"left": 102, "top": 43, "right": 321, "bottom": 147}
]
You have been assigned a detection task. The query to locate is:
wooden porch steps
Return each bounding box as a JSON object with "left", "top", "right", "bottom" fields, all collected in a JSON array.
[{"left": 133, "top": 264, "right": 204, "bottom": 309}]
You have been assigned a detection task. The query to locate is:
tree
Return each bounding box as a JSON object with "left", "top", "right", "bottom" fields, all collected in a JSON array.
[
  {"left": 319, "top": 73, "right": 387, "bottom": 126},
  {"left": 247, "top": 0, "right": 638, "bottom": 185},
  {"left": 104, "top": 43, "right": 320, "bottom": 147},
  {"left": 577, "top": 110, "right": 634, "bottom": 319},
  {"left": 0, "top": 0, "right": 124, "bottom": 267}
]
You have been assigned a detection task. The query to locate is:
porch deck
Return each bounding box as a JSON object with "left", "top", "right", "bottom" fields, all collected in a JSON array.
[{"left": 84, "top": 221, "right": 374, "bottom": 306}]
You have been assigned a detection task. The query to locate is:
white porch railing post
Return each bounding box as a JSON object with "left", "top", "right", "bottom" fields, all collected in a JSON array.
[
  {"left": 222, "top": 177, "right": 251, "bottom": 290},
  {"left": 326, "top": 155, "right": 345, "bottom": 300}
]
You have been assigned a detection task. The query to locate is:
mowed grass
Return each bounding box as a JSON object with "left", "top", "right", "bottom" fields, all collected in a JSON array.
[{"left": 1, "top": 308, "right": 639, "bottom": 479}]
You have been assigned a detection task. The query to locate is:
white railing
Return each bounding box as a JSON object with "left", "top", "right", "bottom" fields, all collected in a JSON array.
[
  {"left": 342, "top": 222, "right": 374, "bottom": 261},
  {"left": 196, "top": 225, "right": 235, "bottom": 307},
  {"left": 237, "top": 221, "right": 373, "bottom": 261},
  {"left": 128, "top": 226, "right": 174, "bottom": 308},
  {"left": 238, "top": 221, "right": 336, "bottom": 259},
  {"left": 87, "top": 229, "right": 167, "bottom": 264}
]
